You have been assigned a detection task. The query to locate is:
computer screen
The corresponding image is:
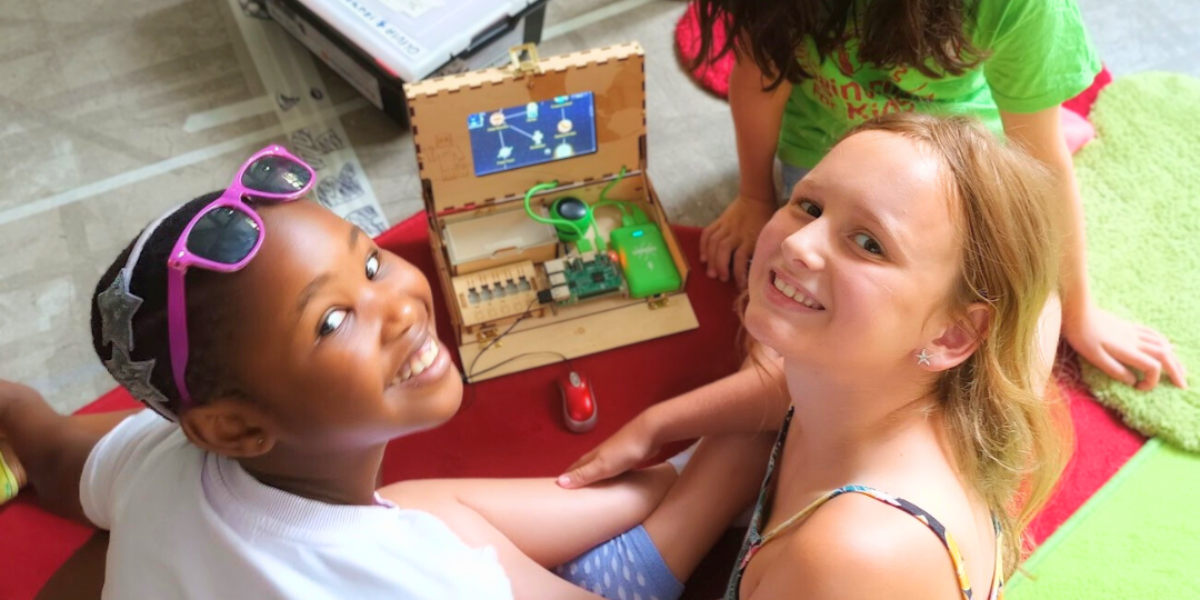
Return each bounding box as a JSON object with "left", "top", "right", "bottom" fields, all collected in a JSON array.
[{"left": 466, "top": 92, "right": 598, "bottom": 176}]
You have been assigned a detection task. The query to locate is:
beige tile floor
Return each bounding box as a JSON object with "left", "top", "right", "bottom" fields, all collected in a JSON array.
[{"left": 1, "top": 0, "right": 1197, "bottom": 413}]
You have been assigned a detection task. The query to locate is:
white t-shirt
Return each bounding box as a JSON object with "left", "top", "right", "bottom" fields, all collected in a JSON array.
[{"left": 80, "top": 410, "right": 513, "bottom": 600}]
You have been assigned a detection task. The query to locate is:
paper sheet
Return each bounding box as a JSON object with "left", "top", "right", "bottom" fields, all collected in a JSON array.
[{"left": 227, "top": 0, "right": 390, "bottom": 236}]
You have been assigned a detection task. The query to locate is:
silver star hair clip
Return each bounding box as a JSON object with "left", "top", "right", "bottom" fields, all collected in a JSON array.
[{"left": 98, "top": 207, "right": 179, "bottom": 420}]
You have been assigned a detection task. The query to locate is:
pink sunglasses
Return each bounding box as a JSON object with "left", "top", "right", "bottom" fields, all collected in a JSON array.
[{"left": 167, "top": 145, "right": 315, "bottom": 406}]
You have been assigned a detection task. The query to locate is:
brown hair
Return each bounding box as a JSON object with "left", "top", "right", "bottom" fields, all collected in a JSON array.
[{"left": 695, "top": 0, "right": 988, "bottom": 90}]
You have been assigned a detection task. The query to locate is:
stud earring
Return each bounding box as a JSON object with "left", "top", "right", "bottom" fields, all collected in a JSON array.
[
  {"left": 917, "top": 349, "right": 932, "bottom": 366},
  {"left": 256, "top": 438, "right": 264, "bottom": 446}
]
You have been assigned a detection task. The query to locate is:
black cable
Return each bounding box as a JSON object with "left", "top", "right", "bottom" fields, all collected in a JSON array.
[
  {"left": 466, "top": 297, "right": 537, "bottom": 380},
  {"left": 465, "top": 297, "right": 577, "bottom": 381},
  {"left": 460, "top": 299, "right": 577, "bottom": 410},
  {"left": 469, "top": 350, "right": 576, "bottom": 380}
]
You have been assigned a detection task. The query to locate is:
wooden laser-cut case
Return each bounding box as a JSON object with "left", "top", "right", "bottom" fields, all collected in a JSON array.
[{"left": 406, "top": 42, "right": 698, "bottom": 382}]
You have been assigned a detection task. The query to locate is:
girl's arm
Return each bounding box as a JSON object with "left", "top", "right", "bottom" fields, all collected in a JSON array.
[
  {"left": 642, "top": 354, "right": 789, "bottom": 445},
  {"left": 1001, "top": 108, "right": 1187, "bottom": 390},
  {"left": 700, "top": 47, "right": 793, "bottom": 289},
  {"left": 558, "top": 352, "right": 789, "bottom": 488},
  {"left": 0, "top": 380, "right": 137, "bottom": 523}
]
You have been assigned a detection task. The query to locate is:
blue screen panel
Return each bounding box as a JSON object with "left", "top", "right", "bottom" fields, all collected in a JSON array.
[{"left": 467, "top": 92, "right": 598, "bottom": 176}]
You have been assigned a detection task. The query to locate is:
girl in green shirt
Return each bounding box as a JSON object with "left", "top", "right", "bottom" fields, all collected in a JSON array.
[{"left": 694, "top": 0, "right": 1186, "bottom": 391}]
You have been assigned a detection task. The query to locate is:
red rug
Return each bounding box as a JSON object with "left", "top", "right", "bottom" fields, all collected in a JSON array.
[
  {"left": 0, "top": 215, "right": 1143, "bottom": 600},
  {"left": 1028, "top": 359, "right": 1146, "bottom": 544}
]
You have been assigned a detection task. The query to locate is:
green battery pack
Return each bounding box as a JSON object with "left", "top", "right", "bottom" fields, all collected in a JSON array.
[{"left": 610, "top": 223, "right": 682, "bottom": 298}]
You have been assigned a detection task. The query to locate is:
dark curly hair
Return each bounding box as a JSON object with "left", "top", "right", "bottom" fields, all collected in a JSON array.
[
  {"left": 694, "top": 0, "right": 989, "bottom": 91},
  {"left": 89, "top": 192, "right": 247, "bottom": 418}
]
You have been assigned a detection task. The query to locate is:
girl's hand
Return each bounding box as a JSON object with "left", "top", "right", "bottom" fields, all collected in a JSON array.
[
  {"left": 1064, "top": 303, "right": 1188, "bottom": 391},
  {"left": 0, "top": 379, "right": 118, "bottom": 523},
  {"left": 557, "top": 416, "right": 660, "bottom": 489},
  {"left": 700, "top": 195, "right": 777, "bottom": 289}
]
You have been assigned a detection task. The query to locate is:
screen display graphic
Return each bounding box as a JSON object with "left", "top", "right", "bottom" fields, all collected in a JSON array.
[{"left": 467, "top": 92, "right": 598, "bottom": 176}]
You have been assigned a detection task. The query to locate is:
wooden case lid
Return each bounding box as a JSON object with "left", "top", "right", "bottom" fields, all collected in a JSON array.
[{"left": 405, "top": 42, "right": 646, "bottom": 214}]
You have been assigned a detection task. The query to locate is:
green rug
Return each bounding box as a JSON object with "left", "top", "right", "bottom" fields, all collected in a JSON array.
[
  {"left": 1006, "top": 439, "right": 1200, "bottom": 598},
  {"left": 1074, "top": 73, "right": 1200, "bottom": 450}
]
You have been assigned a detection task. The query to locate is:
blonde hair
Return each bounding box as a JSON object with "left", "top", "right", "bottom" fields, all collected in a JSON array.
[{"left": 838, "top": 113, "right": 1070, "bottom": 573}]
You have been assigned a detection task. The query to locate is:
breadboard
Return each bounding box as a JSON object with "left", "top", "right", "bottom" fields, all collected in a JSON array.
[{"left": 451, "top": 260, "right": 540, "bottom": 326}]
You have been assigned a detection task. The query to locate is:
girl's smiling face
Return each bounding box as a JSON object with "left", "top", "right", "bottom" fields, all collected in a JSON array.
[
  {"left": 745, "top": 130, "right": 964, "bottom": 374},
  {"left": 216, "top": 200, "right": 463, "bottom": 450}
]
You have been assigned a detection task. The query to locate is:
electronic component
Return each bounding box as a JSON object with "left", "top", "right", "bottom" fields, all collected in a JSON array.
[
  {"left": 544, "top": 258, "right": 566, "bottom": 274},
  {"left": 523, "top": 167, "right": 638, "bottom": 256},
  {"left": 549, "top": 272, "right": 567, "bottom": 286},
  {"left": 467, "top": 93, "right": 599, "bottom": 177},
  {"left": 550, "top": 197, "right": 592, "bottom": 244},
  {"left": 524, "top": 181, "right": 599, "bottom": 252},
  {"left": 555, "top": 252, "right": 624, "bottom": 304},
  {"left": 560, "top": 371, "right": 598, "bottom": 433},
  {"left": 551, "top": 286, "right": 571, "bottom": 301},
  {"left": 451, "top": 261, "right": 540, "bottom": 326},
  {"left": 610, "top": 224, "right": 682, "bottom": 298}
]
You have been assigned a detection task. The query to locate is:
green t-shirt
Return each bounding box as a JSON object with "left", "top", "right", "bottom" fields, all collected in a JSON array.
[{"left": 777, "top": 0, "right": 1102, "bottom": 168}]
